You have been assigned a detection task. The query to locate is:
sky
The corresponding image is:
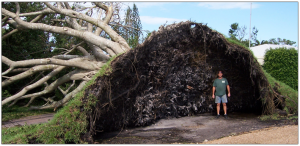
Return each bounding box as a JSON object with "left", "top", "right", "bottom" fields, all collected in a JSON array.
[{"left": 123, "top": 2, "right": 298, "bottom": 47}]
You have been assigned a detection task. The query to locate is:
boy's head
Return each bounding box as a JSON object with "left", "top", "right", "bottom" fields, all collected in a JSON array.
[{"left": 217, "top": 70, "right": 223, "bottom": 78}]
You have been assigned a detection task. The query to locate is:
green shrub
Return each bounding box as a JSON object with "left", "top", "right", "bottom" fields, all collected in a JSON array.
[{"left": 263, "top": 47, "right": 298, "bottom": 91}]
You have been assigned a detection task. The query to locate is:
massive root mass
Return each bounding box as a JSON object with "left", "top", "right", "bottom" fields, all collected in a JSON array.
[{"left": 82, "top": 21, "right": 276, "bottom": 142}]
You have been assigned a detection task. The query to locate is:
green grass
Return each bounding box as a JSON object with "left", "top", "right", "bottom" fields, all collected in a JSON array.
[
  {"left": 259, "top": 113, "right": 282, "bottom": 121},
  {"left": 2, "top": 123, "right": 46, "bottom": 143},
  {"left": 263, "top": 69, "right": 298, "bottom": 113},
  {"left": 259, "top": 113, "right": 298, "bottom": 121},
  {"left": 225, "top": 37, "right": 250, "bottom": 50}
]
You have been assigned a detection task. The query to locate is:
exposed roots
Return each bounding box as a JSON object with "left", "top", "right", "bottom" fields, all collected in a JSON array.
[{"left": 81, "top": 21, "right": 277, "bottom": 142}]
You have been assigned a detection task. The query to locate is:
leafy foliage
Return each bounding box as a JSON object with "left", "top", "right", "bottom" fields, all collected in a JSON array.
[{"left": 263, "top": 47, "right": 298, "bottom": 91}]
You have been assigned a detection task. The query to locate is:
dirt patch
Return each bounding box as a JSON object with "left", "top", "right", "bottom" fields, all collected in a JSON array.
[{"left": 94, "top": 113, "right": 297, "bottom": 144}]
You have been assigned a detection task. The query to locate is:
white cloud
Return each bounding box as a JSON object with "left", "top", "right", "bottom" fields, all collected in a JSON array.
[
  {"left": 140, "top": 16, "right": 187, "bottom": 25},
  {"left": 122, "top": 2, "right": 168, "bottom": 9},
  {"left": 198, "top": 2, "right": 259, "bottom": 9},
  {"left": 133, "top": 2, "right": 169, "bottom": 8}
]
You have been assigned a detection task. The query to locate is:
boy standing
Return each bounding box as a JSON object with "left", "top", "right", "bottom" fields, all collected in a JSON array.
[{"left": 212, "top": 71, "right": 231, "bottom": 119}]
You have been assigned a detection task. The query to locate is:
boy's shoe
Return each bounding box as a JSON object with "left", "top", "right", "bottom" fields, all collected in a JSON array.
[
  {"left": 224, "top": 114, "right": 228, "bottom": 119},
  {"left": 216, "top": 114, "right": 220, "bottom": 118}
]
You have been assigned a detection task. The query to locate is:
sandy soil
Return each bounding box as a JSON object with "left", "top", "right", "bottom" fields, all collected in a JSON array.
[
  {"left": 202, "top": 125, "right": 298, "bottom": 144},
  {"left": 95, "top": 112, "right": 297, "bottom": 144}
]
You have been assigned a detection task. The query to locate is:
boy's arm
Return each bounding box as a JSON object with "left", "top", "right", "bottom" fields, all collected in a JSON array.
[
  {"left": 227, "top": 85, "right": 230, "bottom": 97},
  {"left": 212, "top": 86, "right": 216, "bottom": 98}
]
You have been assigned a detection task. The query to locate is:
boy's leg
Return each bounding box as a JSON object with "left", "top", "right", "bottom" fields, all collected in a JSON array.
[
  {"left": 221, "top": 95, "right": 228, "bottom": 115},
  {"left": 215, "top": 96, "right": 221, "bottom": 115},
  {"left": 217, "top": 103, "right": 220, "bottom": 115},
  {"left": 223, "top": 103, "right": 227, "bottom": 115}
]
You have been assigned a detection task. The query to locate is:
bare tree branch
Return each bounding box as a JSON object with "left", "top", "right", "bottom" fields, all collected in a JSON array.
[
  {"left": 52, "top": 55, "right": 82, "bottom": 60},
  {"left": 18, "top": 8, "right": 55, "bottom": 17},
  {"left": 57, "top": 2, "right": 63, "bottom": 9},
  {"left": 2, "top": 16, "right": 9, "bottom": 26},
  {"left": 2, "top": 8, "right": 125, "bottom": 55},
  {"left": 2, "top": 14, "right": 45, "bottom": 40},
  {"left": 58, "top": 80, "right": 76, "bottom": 96},
  {"left": 44, "top": 2, "right": 130, "bottom": 51},
  {"left": 63, "top": 41, "right": 85, "bottom": 55},
  {"left": 2, "top": 29, "right": 19, "bottom": 40},
  {"left": 14, "top": 69, "right": 96, "bottom": 100},
  {"left": 93, "top": 2, "right": 108, "bottom": 11},
  {"left": 2, "top": 55, "right": 103, "bottom": 71},
  {"left": 76, "top": 46, "right": 90, "bottom": 56},
  {"left": 86, "top": 23, "right": 116, "bottom": 57},
  {"left": 15, "top": 2, "right": 20, "bottom": 16},
  {"left": 7, "top": 68, "right": 94, "bottom": 107},
  {"left": 29, "top": 80, "right": 87, "bottom": 110},
  {"left": 95, "top": 2, "right": 113, "bottom": 36},
  {"left": 51, "top": 19, "right": 66, "bottom": 23},
  {"left": 2, "top": 66, "right": 66, "bottom": 106},
  {"left": 2, "top": 65, "right": 59, "bottom": 87},
  {"left": 9, "top": 68, "right": 30, "bottom": 73},
  {"left": 1, "top": 2, "right": 133, "bottom": 109}
]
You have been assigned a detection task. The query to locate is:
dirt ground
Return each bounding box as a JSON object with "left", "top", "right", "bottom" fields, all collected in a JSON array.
[
  {"left": 94, "top": 112, "right": 298, "bottom": 144},
  {"left": 202, "top": 125, "right": 298, "bottom": 144}
]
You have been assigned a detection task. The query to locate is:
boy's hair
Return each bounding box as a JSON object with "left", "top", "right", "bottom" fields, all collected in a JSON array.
[{"left": 216, "top": 70, "right": 223, "bottom": 78}]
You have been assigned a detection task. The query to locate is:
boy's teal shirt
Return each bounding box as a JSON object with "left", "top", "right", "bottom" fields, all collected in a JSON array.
[{"left": 213, "top": 77, "right": 228, "bottom": 96}]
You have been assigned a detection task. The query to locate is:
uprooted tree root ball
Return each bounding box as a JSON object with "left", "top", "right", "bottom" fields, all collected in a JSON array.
[{"left": 81, "top": 21, "right": 278, "bottom": 142}]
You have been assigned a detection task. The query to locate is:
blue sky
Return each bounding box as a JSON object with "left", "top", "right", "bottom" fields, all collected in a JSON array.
[{"left": 124, "top": 2, "right": 298, "bottom": 47}]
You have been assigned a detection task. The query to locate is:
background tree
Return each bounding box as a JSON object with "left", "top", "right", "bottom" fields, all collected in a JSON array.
[
  {"left": 260, "top": 38, "right": 296, "bottom": 46},
  {"left": 115, "top": 3, "right": 143, "bottom": 49},
  {"left": 251, "top": 26, "right": 259, "bottom": 46},
  {"left": 130, "top": 4, "right": 142, "bottom": 48},
  {"left": 229, "top": 23, "right": 247, "bottom": 41},
  {"left": 228, "top": 23, "right": 258, "bottom": 47},
  {"left": 123, "top": 6, "right": 133, "bottom": 47},
  {"left": 1, "top": 2, "right": 139, "bottom": 110}
]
